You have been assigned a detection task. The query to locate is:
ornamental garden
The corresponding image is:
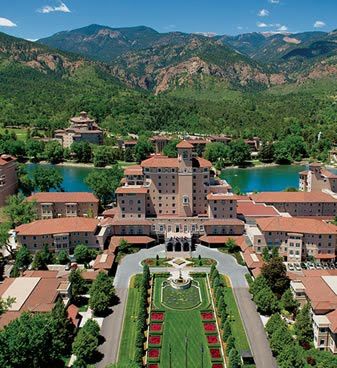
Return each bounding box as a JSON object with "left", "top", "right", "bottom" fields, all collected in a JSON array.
[{"left": 118, "top": 263, "right": 251, "bottom": 368}]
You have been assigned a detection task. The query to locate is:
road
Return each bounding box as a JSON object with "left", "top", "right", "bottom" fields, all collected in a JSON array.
[{"left": 97, "top": 244, "right": 277, "bottom": 368}]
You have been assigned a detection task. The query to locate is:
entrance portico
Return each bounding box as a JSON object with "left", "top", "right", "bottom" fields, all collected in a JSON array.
[{"left": 165, "top": 231, "right": 192, "bottom": 255}]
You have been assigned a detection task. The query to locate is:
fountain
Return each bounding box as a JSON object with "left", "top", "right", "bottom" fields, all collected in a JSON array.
[{"left": 167, "top": 259, "right": 192, "bottom": 290}]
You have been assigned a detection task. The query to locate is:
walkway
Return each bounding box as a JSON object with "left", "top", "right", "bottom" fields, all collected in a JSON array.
[{"left": 97, "top": 244, "right": 277, "bottom": 368}]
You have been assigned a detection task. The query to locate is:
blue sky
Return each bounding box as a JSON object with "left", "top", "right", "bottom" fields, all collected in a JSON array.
[{"left": 0, "top": 0, "right": 336, "bottom": 40}]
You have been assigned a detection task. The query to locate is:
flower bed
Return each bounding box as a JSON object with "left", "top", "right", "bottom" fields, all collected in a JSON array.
[
  {"left": 150, "top": 323, "right": 163, "bottom": 334},
  {"left": 209, "top": 348, "right": 222, "bottom": 362},
  {"left": 148, "top": 335, "right": 162, "bottom": 347},
  {"left": 201, "top": 311, "right": 215, "bottom": 321},
  {"left": 203, "top": 322, "right": 217, "bottom": 334},
  {"left": 151, "top": 312, "right": 165, "bottom": 321},
  {"left": 148, "top": 364, "right": 159, "bottom": 368},
  {"left": 148, "top": 348, "right": 160, "bottom": 362},
  {"left": 207, "top": 335, "right": 219, "bottom": 345},
  {"left": 212, "top": 364, "right": 223, "bottom": 368}
]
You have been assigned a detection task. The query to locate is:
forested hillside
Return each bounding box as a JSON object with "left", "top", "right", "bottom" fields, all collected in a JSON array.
[{"left": 1, "top": 29, "right": 337, "bottom": 161}]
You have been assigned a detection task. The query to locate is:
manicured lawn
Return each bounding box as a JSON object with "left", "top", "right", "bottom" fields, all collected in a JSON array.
[
  {"left": 161, "top": 280, "right": 201, "bottom": 309},
  {"left": 118, "top": 275, "right": 141, "bottom": 364},
  {"left": 117, "top": 160, "right": 138, "bottom": 168},
  {"left": 223, "top": 286, "right": 250, "bottom": 352},
  {"left": 152, "top": 276, "right": 214, "bottom": 368}
]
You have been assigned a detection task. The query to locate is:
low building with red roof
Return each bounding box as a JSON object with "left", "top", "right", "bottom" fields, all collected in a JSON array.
[
  {"left": 250, "top": 217, "right": 337, "bottom": 262},
  {"left": 0, "top": 271, "right": 70, "bottom": 329},
  {"left": 290, "top": 270, "right": 337, "bottom": 353},
  {"left": 27, "top": 192, "right": 99, "bottom": 219},
  {"left": 250, "top": 191, "right": 337, "bottom": 217},
  {"left": 15, "top": 217, "right": 112, "bottom": 253}
]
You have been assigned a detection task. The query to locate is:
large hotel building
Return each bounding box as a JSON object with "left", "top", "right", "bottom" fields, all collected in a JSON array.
[{"left": 111, "top": 140, "right": 244, "bottom": 252}]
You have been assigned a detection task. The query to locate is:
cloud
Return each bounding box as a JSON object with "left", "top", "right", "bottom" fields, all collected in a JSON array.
[
  {"left": 38, "top": 2, "right": 71, "bottom": 14},
  {"left": 314, "top": 20, "right": 326, "bottom": 28},
  {"left": 257, "top": 22, "right": 268, "bottom": 28},
  {"left": 258, "top": 9, "right": 270, "bottom": 17},
  {"left": 268, "top": 0, "right": 280, "bottom": 3},
  {"left": 277, "top": 25, "right": 288, "bottom": 31},
  {"left": 0, "top": 17, "right": 17, "bottom": 27},
  {"left": 237, "top": 26, "right": 243, "bottom": 30}
]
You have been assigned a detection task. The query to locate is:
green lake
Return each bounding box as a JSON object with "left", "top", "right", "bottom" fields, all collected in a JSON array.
[{"left": 26, "top": 163, "right": 337, "bottom": 194}]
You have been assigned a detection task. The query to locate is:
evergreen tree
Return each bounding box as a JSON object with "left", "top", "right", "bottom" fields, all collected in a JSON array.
[
  {"left": 226, "top": 336, "right": 236, "bottom": 356},
  {"left": 261, "top": 256, "right": 289, "bottom": 296},
  {"left": 228, "top": 347, "right": 241, "bottom": 368},
  {"left": 280, "top": 289, "right": 299, "bottom": 315},
  {"left": 277, "top": 344, "right": 305, "bottom": 368},
  {"left": 265, "top": 313, "right": 282, "bottom": 337},
  {"left": 69, "top": 269, "right": 87, "bottom": 301},
  {"left": 223, "top": 320, "right": 232, "bottom": 341},
  {"left": 253, "top": 286, "right": 279, "bottom": 315},
  {"left": 294, "top": 303, "right": 313, "bottom": 346},
  {"left": 270, "top": 323, "right": 293, "bottom": 356}
]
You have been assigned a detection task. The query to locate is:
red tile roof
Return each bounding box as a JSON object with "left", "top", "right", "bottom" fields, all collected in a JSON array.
[
  {"left": 243, "top": 247, "right": 264, "bottom": 269},
  {"left": 256, "top": 217, "right": 337, "bottom": 235},
  {"left": 176, "top": 140, "right": 194, "bottom": 149},
  {"left": 237, "top": 201, "right": 280, "bottom": 217},
  {"left": 124, "top": 165, "right": 143, "bottom": 176},
  {"left": 115, "top": 186, "right": 148, "bottom": 194},
  {"left": 0, "top": 274, "right": 64, "bottom": 328},
  {"left": 199, "top": 235, "right": 247, "bottom": 249},
  {"left": 93, "top": 251, "right": 115, "bottom": 270},
  {"left": 207, "top": 193, "right": 239, "bottom": 201},
  {"left": 321, "top": 169, "right": 337, "bottom": 179},
  {"left": 67, "top": 304, "right": 81, "bottom": 327},
  {"left": 16, "top": 217, "right": 99, "bottom": 236},
  {"left": 251, "top": 191, "right": 337, "bottom": 203},
  {"left": 327, "top": 309, "right": 337, "bottom": 333},
  {"left": 109, "top": 235, "right": 155, "bottom": 251},
  {"left": 0, "top": 154, "right": 16, "bottom": 166},
  {"left": 27, "top": 192, "right": 99, "bottom": 203},
  {"left": 141, "top": 155, "right": 212, "bottom": 168}
]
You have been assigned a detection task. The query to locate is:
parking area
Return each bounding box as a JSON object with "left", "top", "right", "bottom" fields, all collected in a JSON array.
[{"left": 285, "top": 261, "right": 337, "bottom": 272}]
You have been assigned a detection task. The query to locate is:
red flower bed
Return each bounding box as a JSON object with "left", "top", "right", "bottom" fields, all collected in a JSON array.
[
  {"left": 203, "top": 322, "right": 216, "bottom": 333},
  {"left": 150, "top": 323, "right": 162, "bottom": 332},
  {"left": 149, "top": 335, "right": 161, "bottom": 345},
  {"left": 207, "top": 335, "right": 219, "bottom": 345},
  {"left": 151, "top": 312, "right": 165, "bottom": 321},
  {"left": 148, "top": 365, "right": 159, "bottom": 368},
  {"left": 148, "top": 349, "right": 160, "bottom": 358},
  {"left": 210, "top": 348, "right": 221, "bottom": 359},
  {"left": 201, "top": 312, "right": 214, "bottom": 321},
  {"left": 212, "top": 364, "right": 223, "bottom": 368}
]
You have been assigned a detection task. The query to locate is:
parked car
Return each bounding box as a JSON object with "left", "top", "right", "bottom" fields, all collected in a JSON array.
[
  {"left": 323, "top": 263, "right": 330, "bottom": 270},
  {"left": 315, "top": 263, "right": 322, "bottom": 270},
  {"left": 288, "top": 263, "right": 295, "bottom": 271},
  {"left": 307, "top": 262, "right": 315, "bottom": 270},
  {"left": 301, "top": 262, "right": 307, "bottom": 269},
  {"left": 330, "top": 263, "right": 335, "bottom": 269},
  {"left": 294, "top": 263, "right": 302, "bottom": 272}
]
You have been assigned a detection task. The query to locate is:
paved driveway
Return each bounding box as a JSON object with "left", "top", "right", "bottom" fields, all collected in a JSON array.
[{"left": 97, "top": 245, "right": 277, "bottom": 368}]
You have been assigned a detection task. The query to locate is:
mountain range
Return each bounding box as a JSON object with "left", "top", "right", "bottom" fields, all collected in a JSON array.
[
  {"left": 35, "top": 24, "right": 337, "bottom": 93},
  {"left": 1, "top": 24, "right": 337, "bottom": 139}
]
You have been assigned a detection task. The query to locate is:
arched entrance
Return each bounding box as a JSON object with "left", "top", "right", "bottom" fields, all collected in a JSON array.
[
  {"left": 183, "top": 242, "right": 190, "bottom": 252},
  {"left": 175, "top": 242, "right": 182, "bottom": 252},
  {"left": 166, "top": 242, "right": 173, "bottom": 252}
]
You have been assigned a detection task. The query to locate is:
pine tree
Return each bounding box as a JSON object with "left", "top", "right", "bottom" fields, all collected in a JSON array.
[
  {"left": 223, "top": 320, "right": 232, "bottom": 341},
  {"left": 226, "top": 336, "right": 236, "bottom": 356},
  {"left": 228, "top": 348, "right": 241, "bottom": 368},
  {"left": 294, "top": 303, "right": 313, "bottom": 346}
]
